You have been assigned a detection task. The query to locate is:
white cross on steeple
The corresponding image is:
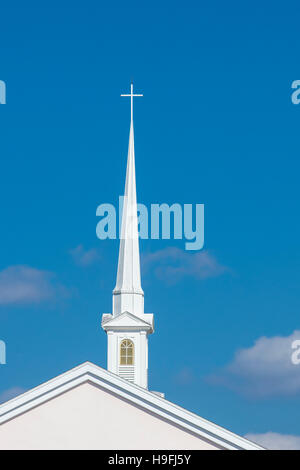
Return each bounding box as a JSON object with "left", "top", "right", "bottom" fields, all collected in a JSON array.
[{"left": 121, "top": 83, "right": 143, "bottom": 122}]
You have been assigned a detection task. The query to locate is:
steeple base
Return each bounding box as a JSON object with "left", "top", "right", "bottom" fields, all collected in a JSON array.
[{"left": 101, "top": 311, "right": 154, "bottom": 389}]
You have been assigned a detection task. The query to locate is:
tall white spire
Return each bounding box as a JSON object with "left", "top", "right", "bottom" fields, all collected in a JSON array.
[
  {"left": 102, "top": 83, "right": 154, "bottom": 389},
  {"left": 113, "top": 83, "right": 144, "bottom": 317}
]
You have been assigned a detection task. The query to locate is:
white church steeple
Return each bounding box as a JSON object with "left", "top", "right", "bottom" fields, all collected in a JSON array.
[
  {"left": 113, "top": 84, "right": 144, "bottom": 317},
  {"left": 102, "top": 83, "right": 154, "bottom": 389}
]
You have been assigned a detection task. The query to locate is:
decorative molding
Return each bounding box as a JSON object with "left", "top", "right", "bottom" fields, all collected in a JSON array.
[{"left": 102, "top": 311, "right": 154, "bottom": 333}]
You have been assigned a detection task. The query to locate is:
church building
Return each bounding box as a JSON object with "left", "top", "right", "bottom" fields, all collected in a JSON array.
[{"left": 0, "top": 84, "right": 262, "bottom": 450}]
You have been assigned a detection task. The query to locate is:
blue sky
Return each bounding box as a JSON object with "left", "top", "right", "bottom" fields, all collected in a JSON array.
[{"left": 0, "top": 0, "right": 300, "bottom": 448}]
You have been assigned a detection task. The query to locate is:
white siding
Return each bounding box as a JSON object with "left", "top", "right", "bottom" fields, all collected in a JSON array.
[{"left": 0, "top": 382, "right": 222, "bottom": 450}]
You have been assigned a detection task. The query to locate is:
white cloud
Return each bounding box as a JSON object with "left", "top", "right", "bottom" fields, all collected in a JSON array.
[
  {"left": 69, "top": 245, "right": 100, "bottom": 267},
  {"left": 208, "top": 330, "right": 300, "bottom": 397},
  {"left": 0, "top": 266, "right": 64, "bottom": 305},
  {"left": 142, "top": 247, "right": 227, "bottom": 284},
  {"left": 245, "top": 432, "right": 300, "bottom": 450},
  {"left": 174, "top": 367, "right": 195, "bottom": 385},
  {"left": 0, "top": 387, "right": 25, "bottom": 404}
]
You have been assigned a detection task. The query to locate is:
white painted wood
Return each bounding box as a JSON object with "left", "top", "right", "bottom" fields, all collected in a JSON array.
[
  {"left": 0, "top": 362, "right": 263, "bottom": 450},
  {"left": 102, "top": 84, "right": 153, "bottom": 388}
]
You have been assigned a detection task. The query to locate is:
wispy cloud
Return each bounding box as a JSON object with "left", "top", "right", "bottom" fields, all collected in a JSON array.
[
  {"left": 69, "top": 245, "right": 100, "bottom": 267},
  {"left": 142, "top": 247, "right": 227, "bottom": 284},
  {"left": 0, "top": 387, "right": 25, "bottom": 404},
  {"left": 245, "top": 432, "right": 300, "bottom": 450},
  {"left": 174, "top": 367, "right": 195, "bottom": 385},
  {"left": 207, "top": 330, "right": 300, "bottom": 398},
  {"left": 0, "top": 266, "right": 66, "bottom": 305}
]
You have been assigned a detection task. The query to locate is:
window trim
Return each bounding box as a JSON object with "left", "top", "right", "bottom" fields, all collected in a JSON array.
[{"left": 120, "top": 339, "right": 134, "bottom": 366}]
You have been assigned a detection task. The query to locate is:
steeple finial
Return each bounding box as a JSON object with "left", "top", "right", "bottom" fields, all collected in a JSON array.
[{"left": 121, "top": 82, "right": 143, "bottom": 122}]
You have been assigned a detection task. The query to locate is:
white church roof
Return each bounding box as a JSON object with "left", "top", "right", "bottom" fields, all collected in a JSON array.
[{"left": 0, "top": 361, "right": 262, "bottom": 450}]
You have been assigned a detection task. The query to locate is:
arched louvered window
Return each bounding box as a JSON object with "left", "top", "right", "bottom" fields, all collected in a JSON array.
[{"left": 120, "top": 339, "right": 134, "bottom": 365}]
